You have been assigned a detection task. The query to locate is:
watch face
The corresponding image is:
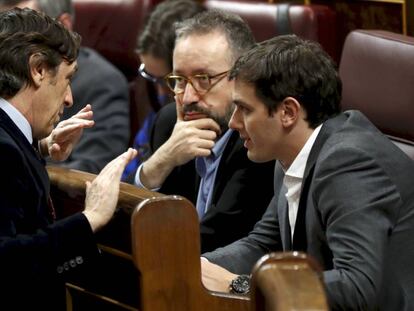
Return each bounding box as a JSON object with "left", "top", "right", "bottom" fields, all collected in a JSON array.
[{"left": 230, "top": 274, "right": 250, "bottom": 294}]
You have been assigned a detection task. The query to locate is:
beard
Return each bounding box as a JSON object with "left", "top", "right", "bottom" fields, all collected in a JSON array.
[{"left": 182, "top": 102, "right": 234, "bottom": 133}]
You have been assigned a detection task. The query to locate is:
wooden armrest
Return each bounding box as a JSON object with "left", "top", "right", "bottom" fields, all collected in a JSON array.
[
  {"left": 131, "top": 196, "right": 251, "bottom": 311},
  {"left": 251, "top": 252, "right": 328, "bottom": 311},
  {"left": 47, "top": 165, "right": 163, "bottom": 310},
  {"left": 47, "top": 165, "right": 162, "bottom": 214}
]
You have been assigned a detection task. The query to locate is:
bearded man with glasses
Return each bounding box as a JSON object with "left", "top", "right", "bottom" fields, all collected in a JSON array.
[
  {"left": 122, "top": 0, "right": 206, "bottom": 180},
  {"left": 131, "top": 9, "right": 275, "bottom": 253}
]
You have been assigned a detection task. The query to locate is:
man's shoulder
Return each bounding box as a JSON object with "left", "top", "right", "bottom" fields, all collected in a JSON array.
[
  {"left": 324, "top": 111, "right": 390, "bottom": 148},
  {"left": 316, "top": 110, "right": 414, "bottom": 172},
  {"left": 154, "top": 102, "right": 177, "bottom": 131},
  {"left": 150, "top": 102, "right": 177, "bottom": 150},
  {"left": 157, "top": 102, "right": 177, "bottom": 118},
  {"left": 0, "top": 111, "right": 24, "bottom": 147}
]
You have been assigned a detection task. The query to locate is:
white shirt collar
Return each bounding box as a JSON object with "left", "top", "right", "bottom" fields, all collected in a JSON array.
[
  {"left": 285, "top": 124, "right": 323, "bottom": 180},
  {"left": 0, "top": 97, "right": 33, "bottom": 144},
  {"left": 283, "top": 123, "right": 322, "bottom": 242}
]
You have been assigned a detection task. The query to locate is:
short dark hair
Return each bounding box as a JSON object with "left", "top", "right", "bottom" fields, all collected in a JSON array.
[
  {"left": 230, "top": 35, "right": 342, "bottom": 128},
  {"left": 175, "top": 9, "right": 255, "bottom": 62},
  {"left": 137, "top": 0, "right": 205, "bottom": 69},
  {"left": 0, "top": 7, "right": 80, "bottom": 98}
]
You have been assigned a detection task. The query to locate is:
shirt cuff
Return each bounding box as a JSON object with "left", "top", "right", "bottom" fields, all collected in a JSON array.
[{"left": 134, "top": 163, "right": 161, "bottom": 192}]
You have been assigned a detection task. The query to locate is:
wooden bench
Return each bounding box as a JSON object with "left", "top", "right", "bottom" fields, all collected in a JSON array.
[
  {"left": 48, "top": 165, "right": 162, "bottom": 310},
  {"left": 131, "top": 195, "right": 250, "bottom": 311},
  {"left": 251, "top": 252, "right": 328, "bottom": 311},
  {"left": 48, "top": 165, "right": 328, "bottom": 311}
]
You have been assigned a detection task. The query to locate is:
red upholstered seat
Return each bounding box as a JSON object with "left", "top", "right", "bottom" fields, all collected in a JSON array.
[
  {"left": 73, "top": 0, "right": 160, "bottom": 81},
  {"left": 72, "top": 0, "right": 338, "bottom": 143},
  {"left": 204, "top": 0, "right": 338, "bottom": 62},
  {"left": 339, "top": 30, "right": 414, "bottom": 159}
]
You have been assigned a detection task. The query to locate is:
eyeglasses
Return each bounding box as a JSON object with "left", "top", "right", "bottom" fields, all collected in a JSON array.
[
  {"left": 138, "top": 63, "right": 166, "bottom": 85},
  {"left": 164, "top": 70, "right": 229, "bottom": 95}
]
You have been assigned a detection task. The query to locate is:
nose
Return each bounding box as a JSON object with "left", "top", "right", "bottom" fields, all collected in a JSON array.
[
  {"left": 64, "top": 86, "right": 74, "bottom": 108},
  {"left": 228, "top": 106, "right": 242, "bottom": 131},
  {"left": 181, "top": 81, "right": 200, "bottom": 105}
]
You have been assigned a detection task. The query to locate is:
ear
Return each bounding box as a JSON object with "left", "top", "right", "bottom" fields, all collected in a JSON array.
[
  {"left": 57, "top": 13, "right": 73, "bottom": 31},
  {"left": 279, "top": 97, "right": 301, "bottom": 128},
  {"left": 29, "top": 53, "right": 47, "bottom": 88}
]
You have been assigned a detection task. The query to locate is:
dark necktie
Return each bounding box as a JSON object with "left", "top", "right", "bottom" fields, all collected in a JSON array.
[{"left": 32, "top": 140, "right": 56, "bottom": 221}]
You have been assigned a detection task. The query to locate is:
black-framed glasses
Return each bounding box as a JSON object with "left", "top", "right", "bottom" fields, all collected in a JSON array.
[
  {"left": 164, "top": 70, "right": 229, "bottom": 95},
  {"left": 138, "top": 63, "right": 167, "bottom": 85}
]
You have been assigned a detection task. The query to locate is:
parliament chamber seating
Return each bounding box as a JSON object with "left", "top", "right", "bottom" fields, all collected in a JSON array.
[
  {"left": 339, "top": 30, "right": 414, "bottom": 159},
  {"left": 72, "top": 0, "right": 338, "bottom": 144},
  {"left": 204, "top": 0, "right": 338, "bottom": 62},
  {"left": 72, "top": 0, "right": 156, "bottom": 81},
  {"left": 132, "top": 198, "right": 329, "bottom": 311},
  {"left": 251, "top": 252, "right": 328, "bottom": 311},
  {"left": 48, "top": 166, "right": 328, "bottom": 310},
  {"left": 73, "top": 0, "right": 338, "bottom": 74}
]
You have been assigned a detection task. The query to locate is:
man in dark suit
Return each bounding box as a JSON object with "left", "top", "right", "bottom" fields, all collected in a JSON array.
[
  {"left": 0, "top": 8, "right": 136, "bottom": 310},
  {"left": 27, "top": 0, "right": 130, "bottom": 174},
  {"left": 132, "top": 10, "right": 275, "bottom": 253},
  {"left": 201, "top": 35, "right": 414, "bottom": 310}
]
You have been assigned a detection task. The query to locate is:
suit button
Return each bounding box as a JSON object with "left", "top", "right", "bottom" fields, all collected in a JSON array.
[
  {"left": 69, "top": 259, "right": 76, "bottom": 268},
  {"left": 56, "top": 266, "right": 64, "bottom": 274},
  {"left": 75, "top": 256, "right": 83, "bottom": 265},
  {"left": 63, "top": 262, "right": 69, "bottom": 271}
]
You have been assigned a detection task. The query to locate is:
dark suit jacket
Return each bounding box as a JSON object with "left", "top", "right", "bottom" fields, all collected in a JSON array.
[
  {"left": 0, "top": 109, "right": 99, "bottom": 310},
  {"left": 48, "top": 47, "right": 130, "bottom": 174},
  {"left": 205, "top": 110, "right": 414, "bottom": 310},
  {"left": 141, "top": 102, "right": 275, "bottom": 253}
]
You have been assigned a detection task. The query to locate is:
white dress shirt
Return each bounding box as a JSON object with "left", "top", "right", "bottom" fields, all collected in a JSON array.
[
  {"left": 0, "top": 97, "right": 33, "bottom": 144},
  {"left": 283, "top": 124, "right": 322, "bottom": 240}
]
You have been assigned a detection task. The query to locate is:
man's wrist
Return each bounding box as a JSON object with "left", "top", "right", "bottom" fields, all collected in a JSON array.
[
  {"left": 229, "top": 274, "right": 251, "bottom": 295},
  {"left": 82, "top": 211, "right": 100, "bottom": 233},
  {"left": 140, "top": 151, "right": 174, "bottom": 189}
]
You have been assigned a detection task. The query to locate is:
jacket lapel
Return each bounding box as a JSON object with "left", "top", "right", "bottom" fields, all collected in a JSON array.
[
  {"left": 275, "top": 163, "right": 291, "bottom": 250},
  {"left": 0, "top": 109, "right": 50, "bottom": 205},
  {"left": 291, "top": 113, "right": 347, "bottom": 250}
]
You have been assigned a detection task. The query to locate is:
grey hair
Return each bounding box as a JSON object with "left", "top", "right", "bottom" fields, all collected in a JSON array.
[{"left": 174, "top": 9, "right": 255, "bottom": 62}]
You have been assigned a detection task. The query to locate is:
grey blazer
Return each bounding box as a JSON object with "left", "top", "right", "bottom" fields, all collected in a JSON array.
[{"left": 204, "top": 110, "right": 414, "bottom": 311}]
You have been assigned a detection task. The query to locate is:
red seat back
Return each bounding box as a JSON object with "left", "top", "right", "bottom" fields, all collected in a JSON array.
[
  {"left": 339, "top": 30, "right": 414, "bottom": 159},
  {"left": 204, "top": 0, "right": 338, "bottom": 62},
  {"left": 73, "top": 0, "right": 160, "bottom": 81}
]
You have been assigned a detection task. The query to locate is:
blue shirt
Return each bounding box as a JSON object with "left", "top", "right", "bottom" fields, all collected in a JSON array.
[
  {"left": 134, "top": 128, "right": 234, "bottom": 220},
  {"left": 195, "top": 129, "right": 233, "bottom": 219},
  {"left": 121, "top": 111, "right": 157, "bottom": 181}
]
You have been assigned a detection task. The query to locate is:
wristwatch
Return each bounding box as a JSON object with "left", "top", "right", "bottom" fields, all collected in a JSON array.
[{"left": 229, "top": 274, "right": 251, "bottom": 295}]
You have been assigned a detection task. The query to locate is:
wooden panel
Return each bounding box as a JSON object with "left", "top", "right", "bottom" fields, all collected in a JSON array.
[
  {"left": 48, "top": 165, "right": 162, "bottom": 310},
  {"left": 251, "top": 252, "right": 328, "bottom": 311},
  {"left": 131, "top": 196, "right": 251, "bottom": 311},
  {"left": 49, "top": 166, "right": 329, "bottom": 311}
]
